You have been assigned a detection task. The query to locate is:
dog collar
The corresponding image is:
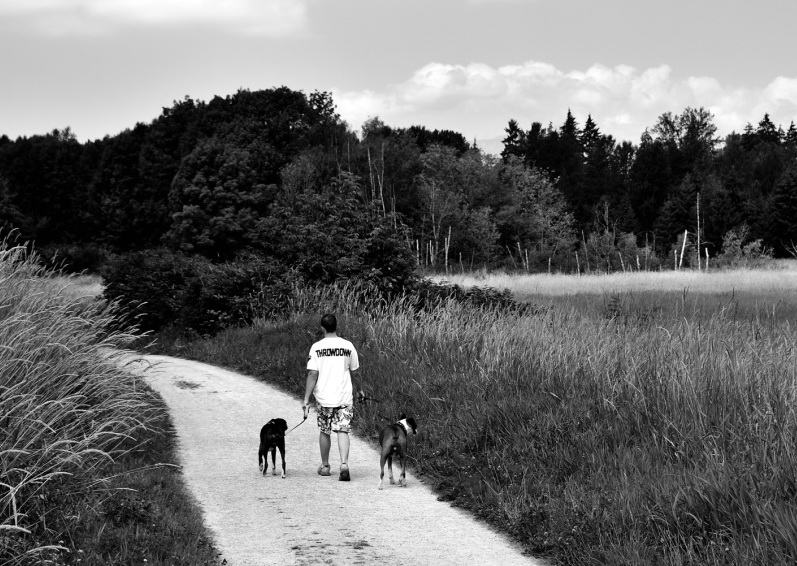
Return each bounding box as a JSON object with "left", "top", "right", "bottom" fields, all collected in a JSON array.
[{"left": 397, "top": 419, "right": 413, "bottom": 435}]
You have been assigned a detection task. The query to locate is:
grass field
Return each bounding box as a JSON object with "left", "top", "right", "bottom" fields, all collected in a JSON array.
[
  {"left": 151, "top": 268, "right": 797, "bottom": 566},
  {"left": 437, "top": 261, "right": 797, "bottom": 323},
  {"left": 436, "top": 260, "right": 797, "bottom": 297}
]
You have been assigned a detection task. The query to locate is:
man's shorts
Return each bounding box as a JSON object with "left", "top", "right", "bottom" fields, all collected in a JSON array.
[{"left": 316, "top": 404, "right": 354, "bottom": 435}]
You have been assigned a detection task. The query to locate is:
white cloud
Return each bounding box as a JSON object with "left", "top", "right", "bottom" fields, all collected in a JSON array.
[
  {"left": 0, "top": 0, "right": 308, "bottom": 36},
  {"left": 334, "top": 60, "right": 797, "bottom": 151}
]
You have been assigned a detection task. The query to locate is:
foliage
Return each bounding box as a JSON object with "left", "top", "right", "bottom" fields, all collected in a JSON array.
[
  {"left": 102, "top": 248, "right": 198, "bottom": 332},
  {"left": 496, "top": 157, "right": 576, "bottom": 269},
  {"left": 403, "top": 277, "right": 542, "bottom": 314},
  {"left": 101, "top": 248, "right": 296, "bottom": 334},
  {"left": 38, "top": 242, "right": 111, "bottom": 273},
  {"left": 1, "top": 86, "right": 797, "bottom": 271},
  {"left": 259, "top": 171, "right": 417, "bottom": 295},
  {"left": 715, "top": 224, "right": 773, "bottom": 268},
  {"left": 163, "top": 134, "right": 279, "bottom": 258}
]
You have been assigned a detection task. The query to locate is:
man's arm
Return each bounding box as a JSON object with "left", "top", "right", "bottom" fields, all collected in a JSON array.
[
  {"left": 303, "top": 370, "right": 319, "bottom": 418},
  {"left": 351, "top": 369, "right": 365, "bottom": 403}
]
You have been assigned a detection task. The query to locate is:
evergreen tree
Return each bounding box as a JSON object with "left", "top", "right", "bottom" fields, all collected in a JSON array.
[
  {"left": 501, "top": 119, "right": 526, "bottom": 162},
  {"left": 756, "top": 113, "right": 781, "bottom": 145},
  {"left": 766, "top": 161, "right": 797, "bottom": 253},
  {"left": 785, "top": 121, "right": 797, "bottom": 148},
  {"left": 581, "top": 115, "right": 601, "bottom": 154}
]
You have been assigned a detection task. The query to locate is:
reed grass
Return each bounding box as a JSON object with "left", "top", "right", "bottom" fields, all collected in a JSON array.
[
  {"left": 0, "top": 244, "right": 161, "bottom": 564},
  {"left": 161, "top": 278, "right": 797, "bottom": 565}
]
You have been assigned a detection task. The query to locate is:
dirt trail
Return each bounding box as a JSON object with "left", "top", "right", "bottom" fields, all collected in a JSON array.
[{"left": 123, "top": 354, "right": 545, "bottom": 566}]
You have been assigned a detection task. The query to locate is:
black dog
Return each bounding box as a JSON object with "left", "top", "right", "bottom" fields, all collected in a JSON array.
[
  {"left": 378, "top": 413, "right": 417, "bottom": 489},
  {"left": 258, "top": 418, "right": 288, "bottom": 478}
]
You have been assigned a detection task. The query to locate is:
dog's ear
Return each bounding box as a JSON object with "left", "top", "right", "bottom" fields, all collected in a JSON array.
[{"left": 399, "top": 412, "right": 407, "bottom": 420}]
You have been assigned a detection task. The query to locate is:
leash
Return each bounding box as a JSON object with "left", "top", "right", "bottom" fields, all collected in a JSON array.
[
  {"left": 359, "top": 395, "right": 381, "bottom": 404},
  {"left": 286, "top": 413, "right": 308, "bottom": 435}
]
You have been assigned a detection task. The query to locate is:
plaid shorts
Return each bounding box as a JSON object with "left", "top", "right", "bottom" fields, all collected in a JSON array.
[{"left": 316, "top": 404, "right": 354, "bottom": 435}]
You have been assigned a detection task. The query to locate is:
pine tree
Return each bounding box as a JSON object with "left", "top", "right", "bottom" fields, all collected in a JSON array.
[
  {"left": 581, "top": 115, "right": 601, "bottom": 154},
  {"left": 501, "top": 119, "right": 526, "bottom": 161},
  {"left": 767, "top": 161, "right": 797, "bottom": 252},
  {"left": 785, "top": 121, "right": 797, "bottom": 147},
  {"left": 756, "top": 113, "right": 781, "bottom": 145}
]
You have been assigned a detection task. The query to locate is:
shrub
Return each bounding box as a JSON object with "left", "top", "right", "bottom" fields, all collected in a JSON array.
[
  {"left": 38, "top": 243, "right": 111, "bottom": 273},
  {"left": 102, "top": 248, "right": 296, "bottom": 334},
  {"left": 405, "top": 278, "right": 545, "bottom": 314},
  {"left": 102, "top": 248, "right": 197, "bottom": 332},
  {"left": 178, "top": 255, "right": 296, "bottom": 335},
  {"left": 716, "top": 224, "right": 773, "bottom": 268}
]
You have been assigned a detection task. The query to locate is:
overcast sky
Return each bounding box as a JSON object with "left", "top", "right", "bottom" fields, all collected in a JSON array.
[{"left": 1, "top": 0, "right": 796, "bottom": 155}]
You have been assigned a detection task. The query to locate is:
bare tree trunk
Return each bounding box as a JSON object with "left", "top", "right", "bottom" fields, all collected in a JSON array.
[
  {"left": 679, "top": 229, "right": 688, "bottom": 269},
  {"left": 696, "top": 192, "right": 701, "bottom": 270},
  {"left": 505, "top": 245, "right": 517, "bottom": 269},
  {"left": 575, "top": 252, "right": 580, "bottom": 275},
  {"left": 582, "top": 231, "right": 590, "bottom": 273},
  {"left": 517, "top": 242, "right": 527, "bottom": 272},
  {"left": 444, "top": 226, "right": 451, "bottom": 274},
  {"left": 367, "top": 147, "right": 375, "bottom": 202},
  {"left": 378, "top": 142, "right": 386, "bottom": 215}
]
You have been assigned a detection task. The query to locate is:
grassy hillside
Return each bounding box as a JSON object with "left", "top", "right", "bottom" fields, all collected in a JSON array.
[{"left": 0, "top": 246, "right": 218, "bottom": 565}]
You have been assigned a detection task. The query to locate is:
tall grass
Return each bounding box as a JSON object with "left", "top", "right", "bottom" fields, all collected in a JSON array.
[
  {"left": 439, "top": 265, "right": 797, "bottom": 323},
  {"left": 0, "top": 244, "right": 158, "bottom": 564},
  {"left": 164, "top": 281, "right": 797, "bottom": 565}
]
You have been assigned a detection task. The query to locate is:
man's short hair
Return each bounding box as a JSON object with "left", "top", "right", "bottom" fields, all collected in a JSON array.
[{"left": 320, "top": 314, "right": 337, "bottom": 333}]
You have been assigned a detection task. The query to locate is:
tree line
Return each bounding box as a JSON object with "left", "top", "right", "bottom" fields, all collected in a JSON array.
[{"left": 1, "top": 86, "right": 796, "bottom": 277}]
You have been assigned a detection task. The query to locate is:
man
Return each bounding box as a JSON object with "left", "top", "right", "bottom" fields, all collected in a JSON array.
[{"left": 303, "top": 314, "right": 364, "bottom": 481}]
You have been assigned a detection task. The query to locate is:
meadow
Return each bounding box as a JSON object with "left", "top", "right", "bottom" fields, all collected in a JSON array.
[
  {"left": 0, "top": 247, "right": 219, "bottom": 566},
  {"left": 155, "top": 267, "right": 797, "bottom": 566}
]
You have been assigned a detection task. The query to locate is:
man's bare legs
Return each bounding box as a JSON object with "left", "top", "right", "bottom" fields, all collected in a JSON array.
[
  {"left": 319, "top": 431, "right": 331, "bottom": 467},
  {"left": 318, "top": 430, "right": 350, "bottom": 467},
  {"left": 337, "top": 431, "right": 350, "bottom": 465}
]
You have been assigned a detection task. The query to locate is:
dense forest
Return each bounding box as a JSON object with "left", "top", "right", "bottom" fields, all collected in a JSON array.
[{"left": 1, "top": 86, "right": 796, "bottom": 276}]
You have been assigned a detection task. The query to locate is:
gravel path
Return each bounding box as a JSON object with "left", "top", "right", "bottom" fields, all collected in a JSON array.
[{"left": 124, "top": 354, "right": 545, "bottom": 566}]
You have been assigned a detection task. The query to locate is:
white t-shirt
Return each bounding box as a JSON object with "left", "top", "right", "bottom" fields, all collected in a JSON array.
[{"left": 306, "top": 336, "right": 360, "bottom": 407}]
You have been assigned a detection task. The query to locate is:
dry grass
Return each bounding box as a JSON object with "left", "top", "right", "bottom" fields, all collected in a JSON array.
[{"left": 436, "top": 261, "right": 797, "bottom": 298}]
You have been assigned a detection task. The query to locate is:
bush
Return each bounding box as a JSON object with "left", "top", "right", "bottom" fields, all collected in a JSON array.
[
  {"left": 102, "top": 249, "right": 296, "bottom": 334},
  {"left": 102, "top": 248, "right": 197, "bottom": 332},
  {"left": 38, "top": 243, "right": 111, "bottom": 273},
  {"left": 178, "top": 255, "right": 296, "bottom": 335},
  {"left": 716, "top": 224, "right": 773, "bottom": 268},
  {"left": 406, "top": 278, "right": 545, "bottom": 314}
]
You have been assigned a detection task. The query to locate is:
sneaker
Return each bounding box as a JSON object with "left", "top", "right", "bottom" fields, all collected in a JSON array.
[
  {"left": 317, "top": 464, "right": 331, "bottom": 476},
  {"left": 339, "top": 464, "right": 350, "bottom": 482}
]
